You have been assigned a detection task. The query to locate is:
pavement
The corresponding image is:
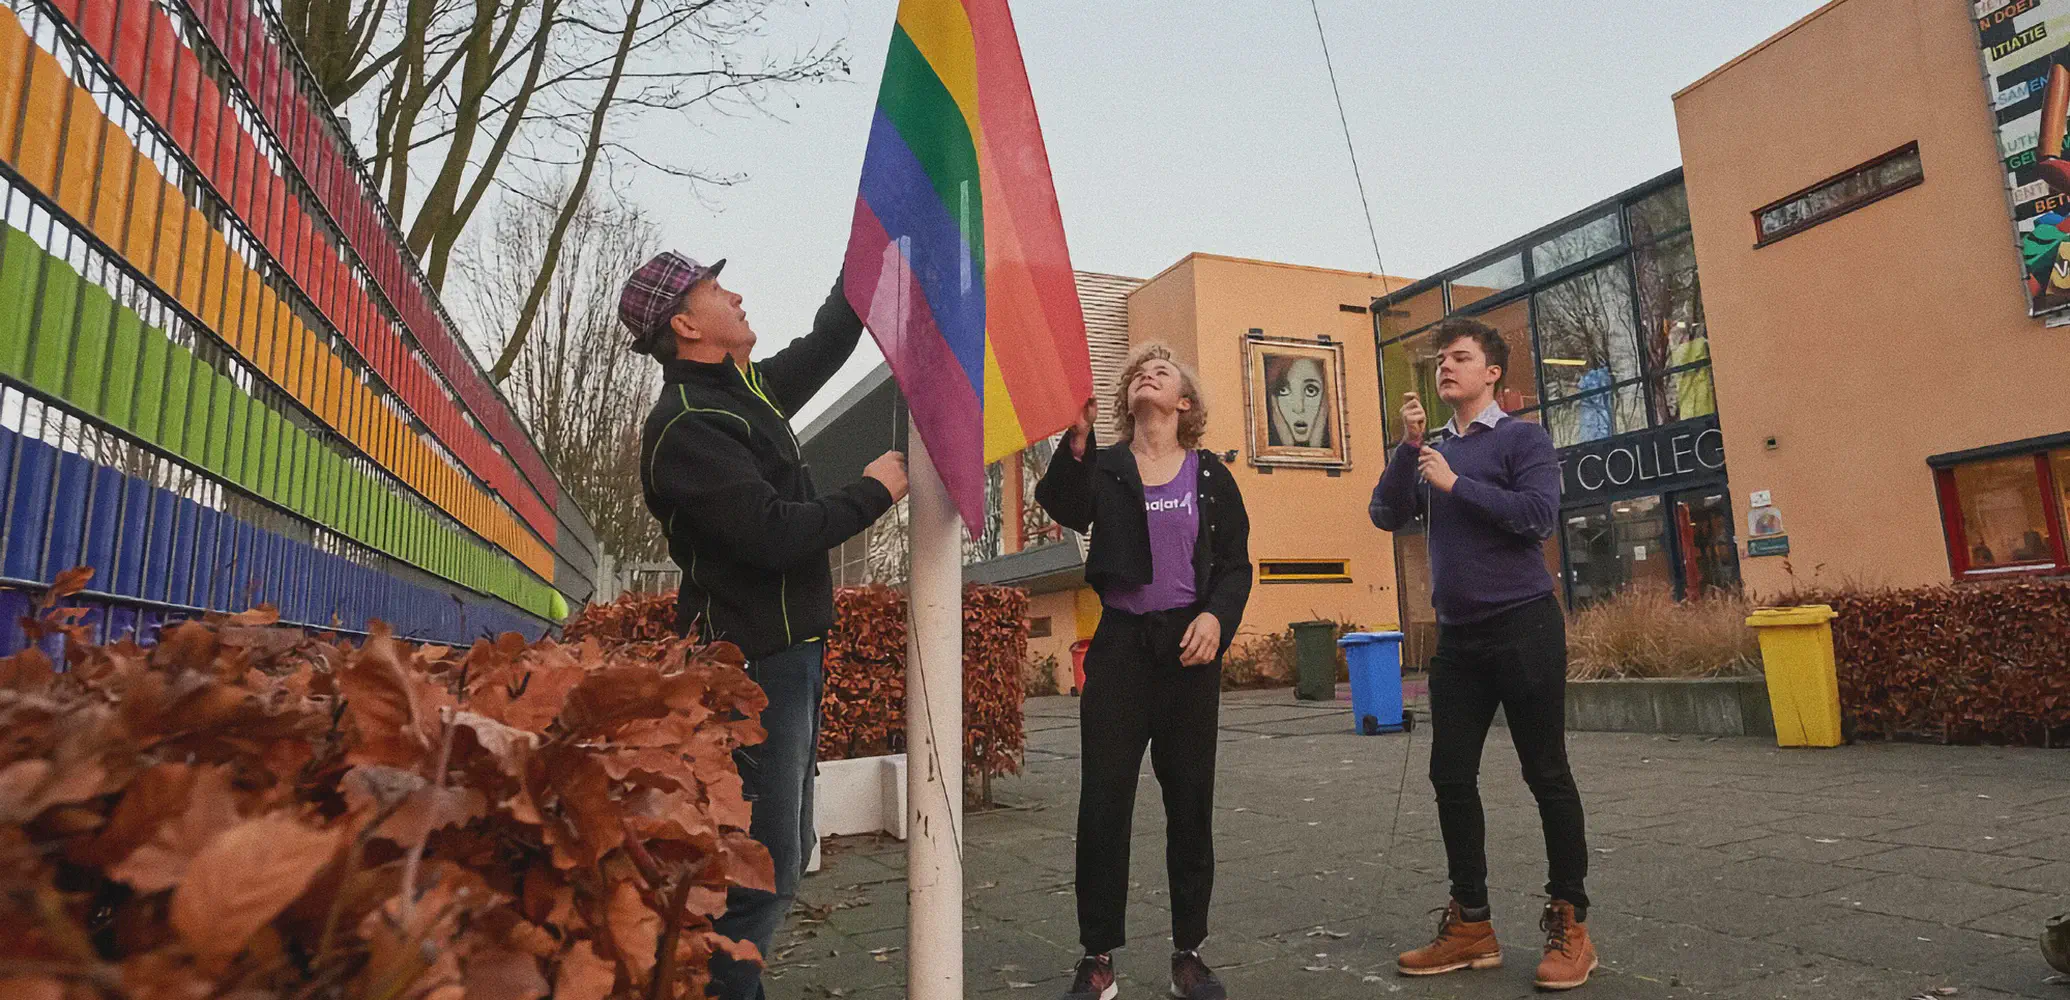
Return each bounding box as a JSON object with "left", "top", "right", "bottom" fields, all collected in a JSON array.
[{"left": 771, "top": 687, "right": 2070, "bottom": 999}]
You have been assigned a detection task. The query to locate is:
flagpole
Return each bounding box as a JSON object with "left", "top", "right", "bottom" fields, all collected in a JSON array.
[{"left": 905, "top": 414, "right": 963, "bottom": 1000}]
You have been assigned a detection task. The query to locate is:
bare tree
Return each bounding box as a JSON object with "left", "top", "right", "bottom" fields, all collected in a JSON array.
[
  {"left": 285, "top": 0, "right": 849, "bottom": 365},
  {"left": 465, "top": 184, "right": 665, "bottom": 564}
]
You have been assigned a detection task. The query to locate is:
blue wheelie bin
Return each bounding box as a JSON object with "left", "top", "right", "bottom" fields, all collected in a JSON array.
[{"left": 1338, "top": 631, "right": 1409, "bottom": 735}]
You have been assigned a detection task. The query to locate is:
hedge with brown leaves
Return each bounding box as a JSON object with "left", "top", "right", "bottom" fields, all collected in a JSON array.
[
  {"left": 821, "top": 584, "right": 1027, "bottom": 782},
  {"left": 0, "top": 569, "right": 773, "bottom": 999},
  {"left": 567, "top": 585, "right": 1029, "bottom": 780},
  {"left": 1788, "top": 579, "right": 2070, "bottom": 746}
]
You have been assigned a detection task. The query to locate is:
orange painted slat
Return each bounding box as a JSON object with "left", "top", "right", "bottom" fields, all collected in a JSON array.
[
  {"left": 177, "top": 208, "right": 209, "bottom": 313},
  {"left": 236, "top": 269, "right": 262, "bottom": 354},
  {"left": 15, "top": 48, "right": 67, "bottom": 190},
  {"left": 150, "top": 178, "right": 184, "bottom": 291},
  {"left": 54, "top": 83, "right": 102, "bottom": 221},
  {"left": 0, "top": 9, "right": 28, "bottom": 161},
  {"left": 213, "top": 253, "right": 240, "bottom": 345},
  {"left": 201, "top": 233, "right": 229, "bottom": 333},
  {"left": 122, "top": 159, "right": 163, "bottom": 270},
  {"left": 89, "top": 120, "right": 134, "bottom": 247}
]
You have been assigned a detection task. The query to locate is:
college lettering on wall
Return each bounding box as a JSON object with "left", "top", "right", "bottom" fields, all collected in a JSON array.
[
  {"left": 1558, "top": 416, "right": 1726, "bottom": 503},
  {"left": 1974, "top": 0, "right": 2070, "bottom": 315}
]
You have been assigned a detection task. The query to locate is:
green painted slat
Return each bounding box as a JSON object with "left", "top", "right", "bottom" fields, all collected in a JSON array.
[
  {"left": 224, "top": 391, "right": 249, "bottom": 485},
  {"left": 260, "top": 409, "right": 282, "bottom": 500},
  {"left": 179, "top": 357, "right": 212, "bottom": 466},
  {"left": 160, "top": 345, "right": 194, "bottom": 457},
  {"left": 104, "top": 311, "right": 141, "bottom": 430},
  {"left": 296, "top": 430, "right": 314, "bottom": 517},
  {"left": 240, "top": 397, "right": 266, "bottom": 493},
  {"left": 205, "top": 375, "right": 233, "bottom": 474},
  {"left": 68, "top": 282, "right": 113, "bottom": 412},
  {"left": 29, "top": 257, "right": 80, "bottom": 395},
  {"left": 133, "top": 328, "right": 170, "bottom": 444},
  {"left": 0, "top": 229, "right": 37, "bottom": 375}
]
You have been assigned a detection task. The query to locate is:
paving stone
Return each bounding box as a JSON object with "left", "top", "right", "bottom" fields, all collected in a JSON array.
[
  {"left": 770, "top": 690, "right": 2070, "bottom": 998},
  {"left": 1815, "top": 872, "right": 2053, "bottom": 925},
  {"left": 1779, "top": 909, "right": 2027, "bottom": 977}
]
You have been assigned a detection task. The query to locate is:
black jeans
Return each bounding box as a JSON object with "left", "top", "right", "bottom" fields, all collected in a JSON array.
[
  {"left": 1427, "top": 595, "right": 1590, "bottom": 914},
  {"left": 1076, "top": 606, "right": 1221, "bottom": 955}
]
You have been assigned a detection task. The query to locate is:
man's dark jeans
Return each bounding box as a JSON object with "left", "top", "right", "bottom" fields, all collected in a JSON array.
[
  {"left": 709, "top": 640, "right": 823, "bottom": 999},
  {"left": 1426, "top": 595, "right": 1590, "bottom": 914}
]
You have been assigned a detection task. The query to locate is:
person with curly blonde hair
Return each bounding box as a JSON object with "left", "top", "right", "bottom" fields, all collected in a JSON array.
[{"left": 1034, "top": 343, "right": 1252, "bottom": 1000}]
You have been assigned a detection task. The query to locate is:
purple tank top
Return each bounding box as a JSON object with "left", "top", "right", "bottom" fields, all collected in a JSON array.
[{"left": 1106, "top": 450, "right": 1200, "bottom": 615}]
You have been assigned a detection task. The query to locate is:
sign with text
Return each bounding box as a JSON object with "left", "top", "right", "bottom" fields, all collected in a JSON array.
[
  {"left": 1974, "top": 0, "right": 2070, "bottom": 314},
  {"left": 1557, "top": 415, "right": 1726, "bottom": 504}
]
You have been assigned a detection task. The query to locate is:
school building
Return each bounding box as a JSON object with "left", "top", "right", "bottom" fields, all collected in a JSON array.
[{"left": 805, "top": 0, "right": 2070, "bottom": 682}]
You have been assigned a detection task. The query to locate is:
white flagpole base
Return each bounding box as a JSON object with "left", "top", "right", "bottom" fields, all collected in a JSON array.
[{"left": 905, "top": 416, "right": 964, "bottom": 999}]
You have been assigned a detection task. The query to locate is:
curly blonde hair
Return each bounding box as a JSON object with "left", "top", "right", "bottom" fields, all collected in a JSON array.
[{"left": 1112, "top": 342, "right": 1208, "bottom": 449}]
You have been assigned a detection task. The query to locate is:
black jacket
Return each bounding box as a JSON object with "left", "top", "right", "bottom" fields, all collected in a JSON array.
[
  {"left": 639, "top": 284, "right": 894, "bottom": 658},
  {"left": 1034, "top": 431, "right": 1252, "bottom": 656}
]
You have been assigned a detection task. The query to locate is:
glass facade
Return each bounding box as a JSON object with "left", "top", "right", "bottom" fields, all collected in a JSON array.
[{"left": 1373, "top": 172, "right": 1738, "bottom": 664}]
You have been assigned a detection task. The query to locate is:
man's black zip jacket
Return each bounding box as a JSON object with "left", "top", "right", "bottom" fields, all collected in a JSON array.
[{"left": 639, "top": 285, "right": 894, "bottom": 658}]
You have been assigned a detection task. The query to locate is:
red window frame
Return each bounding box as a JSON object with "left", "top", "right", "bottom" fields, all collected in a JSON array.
[{"left": 1933, "top": 450, "right": 2069, "bottom": 579}]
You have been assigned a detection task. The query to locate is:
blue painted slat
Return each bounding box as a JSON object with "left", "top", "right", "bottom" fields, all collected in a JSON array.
[
  {"left": 143, "top": 492, "right": 176, "bottom": 603},
  {"left": 84, "top": 467, "right": 122, "bottom": 588},
  {"left": 191, "top": 508, "right": 219, "bottom": 611},
  {"left": 167, "top": 499, "right": 199, "bottom": 608},
  {"left": 6, "top": 436, "right": 55, "bottom": 581},
  {"left": 44, "top": 451, "right": 90, "bottom": 580}
]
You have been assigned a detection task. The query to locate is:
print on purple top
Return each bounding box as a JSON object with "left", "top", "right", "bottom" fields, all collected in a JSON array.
[{"left": 1107, "top": 451, "right": 1201, "bottom": 615}]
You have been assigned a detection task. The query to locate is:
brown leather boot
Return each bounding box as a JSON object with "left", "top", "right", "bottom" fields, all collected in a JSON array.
[
  {"left": 1534, "top": 900, "right": 1599, "bottom": 990},
  {"left": 1396, "top": 900, "right": 1502, "bottom": 976}
]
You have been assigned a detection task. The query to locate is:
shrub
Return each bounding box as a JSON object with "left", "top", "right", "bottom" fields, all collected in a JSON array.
[
  {"left": 1566, "top": 586, "right": 1761, "bottom": 680},
  {"left": 1023, "top": 652, "right": 1062, "bottom": 698},
  {"left": 1221, "top": 619, "right": 1365, "bottom": 691},
  {"left": 821, "top": 584, "right": 1027, "bottom": 788},
  {"left": 0, "top": 569, "right": 770, "bottom": 998},
  {"left": 1778, "top": 579, "right": 2070, "bottom": 746},
  {"left": 568, "top": 584, "right": 1030, "bottom": 782}
]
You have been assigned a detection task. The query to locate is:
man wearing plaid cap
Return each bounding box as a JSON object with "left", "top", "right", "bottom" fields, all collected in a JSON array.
[{"left": 628, "top": 252, "right": 907, "bottom": 999}]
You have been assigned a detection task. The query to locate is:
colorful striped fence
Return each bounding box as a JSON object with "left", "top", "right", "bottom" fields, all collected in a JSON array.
[{"left": 0, "top": 0, "right": 598, "bottom": 650}]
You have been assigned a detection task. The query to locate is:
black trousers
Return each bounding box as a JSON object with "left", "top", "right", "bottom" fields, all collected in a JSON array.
[
  {"left": 1427, "top": 595, "right": 1590, "bottom": 913},
  {"left": 1076, "top": 605, "right": 1221, "bottom": 955}
]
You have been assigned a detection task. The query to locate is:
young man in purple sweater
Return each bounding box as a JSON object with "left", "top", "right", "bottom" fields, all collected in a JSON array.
[{"left": 1370, "top": 317, "right": 1599, "bottom": 990}]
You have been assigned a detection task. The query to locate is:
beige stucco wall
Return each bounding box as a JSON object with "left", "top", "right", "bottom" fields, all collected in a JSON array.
[
  {"left": 1126, "top": 255, "right": 1408, "bottom": 645},
  {"left": 1674, "top": 0, "right": 2070, "bottom": 594}
]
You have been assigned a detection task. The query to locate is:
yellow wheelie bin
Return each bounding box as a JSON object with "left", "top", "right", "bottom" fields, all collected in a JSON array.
[{"left": 1745, "top": 605, "right": 1843, "bottom": 748}]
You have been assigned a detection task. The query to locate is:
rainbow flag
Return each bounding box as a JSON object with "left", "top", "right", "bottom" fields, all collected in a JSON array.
[{"left": 844, "top": 0, "right": 1091, "bottom": 531}]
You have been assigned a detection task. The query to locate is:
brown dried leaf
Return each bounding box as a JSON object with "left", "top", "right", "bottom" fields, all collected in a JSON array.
[
  {"left": 109, "top": 766, "right": 240, "bottom": 893},
  {"left": 169, "top": 813, "right": 341, "bottom": 970},
  {"left": 341, "top": 635, "right": 433, "bottom": 767},
  {"left": 552, "top": 941, "right": 619, "bottom": 1000},
  {"left": 80, "top": 763, "right": 212, "bottom": 868},
  {"left": 464, "top": 946, "right": 549, "bottom": 1000},
  {"left": 0, "top": 978, "right": 63, "bottom": 1000},
  {"left": 0, "top": 647, "right": 55, "bottom": 692},
  {"left": 225, "top": 604, "right": 281, "bottom": 627},
  {"left": 605, "top": 877, "right": 660, "bottom": 980}
]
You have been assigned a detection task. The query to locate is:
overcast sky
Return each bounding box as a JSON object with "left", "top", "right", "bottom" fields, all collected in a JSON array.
[{"left": 617, "top": 0, "right": 1831, "bottom": 426}]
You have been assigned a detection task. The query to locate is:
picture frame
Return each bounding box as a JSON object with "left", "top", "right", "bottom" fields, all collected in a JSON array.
[{"left": 1242, "top": 334, "right": 1352, "bottom": 471}]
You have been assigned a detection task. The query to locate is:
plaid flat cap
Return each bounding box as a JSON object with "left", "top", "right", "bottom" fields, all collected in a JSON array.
[{"left": 618, "top": 251, "right": 725, "bottom": 355}]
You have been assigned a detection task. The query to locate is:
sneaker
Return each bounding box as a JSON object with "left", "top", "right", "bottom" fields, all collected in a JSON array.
[
  {"left": 1534, "top": 900, "right": 1599, "bottom": 991},
  {"left": 1061, "top": 953, "right": 1117, "bottom": 1000},
  {"left": 1169, "top": 949, "right": 1227, "bottom": 1000},
  {"left": 1396, "top": 899, "right": 1502, "bottom": 976}
]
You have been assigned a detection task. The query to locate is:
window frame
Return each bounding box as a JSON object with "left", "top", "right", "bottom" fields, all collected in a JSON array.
[
  {"left": 1933, "top": 450, "right": 2070, "bottom": 579},
  {"left": 1258, "top": 558, "right": 1353, "bottom": 584},
  {"left": 1751, "top": 142, "right": 1924, "bottom": 248}
]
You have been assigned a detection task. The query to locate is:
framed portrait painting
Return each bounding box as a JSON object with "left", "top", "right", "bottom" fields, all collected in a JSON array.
[{"left": 1242, "top": 335, "right": 1351, "bottom": 470}]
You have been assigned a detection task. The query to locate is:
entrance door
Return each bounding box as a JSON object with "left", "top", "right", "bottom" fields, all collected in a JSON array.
[{"left": 1671, "top": 490, "right": 1742, "bottom": 598}]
